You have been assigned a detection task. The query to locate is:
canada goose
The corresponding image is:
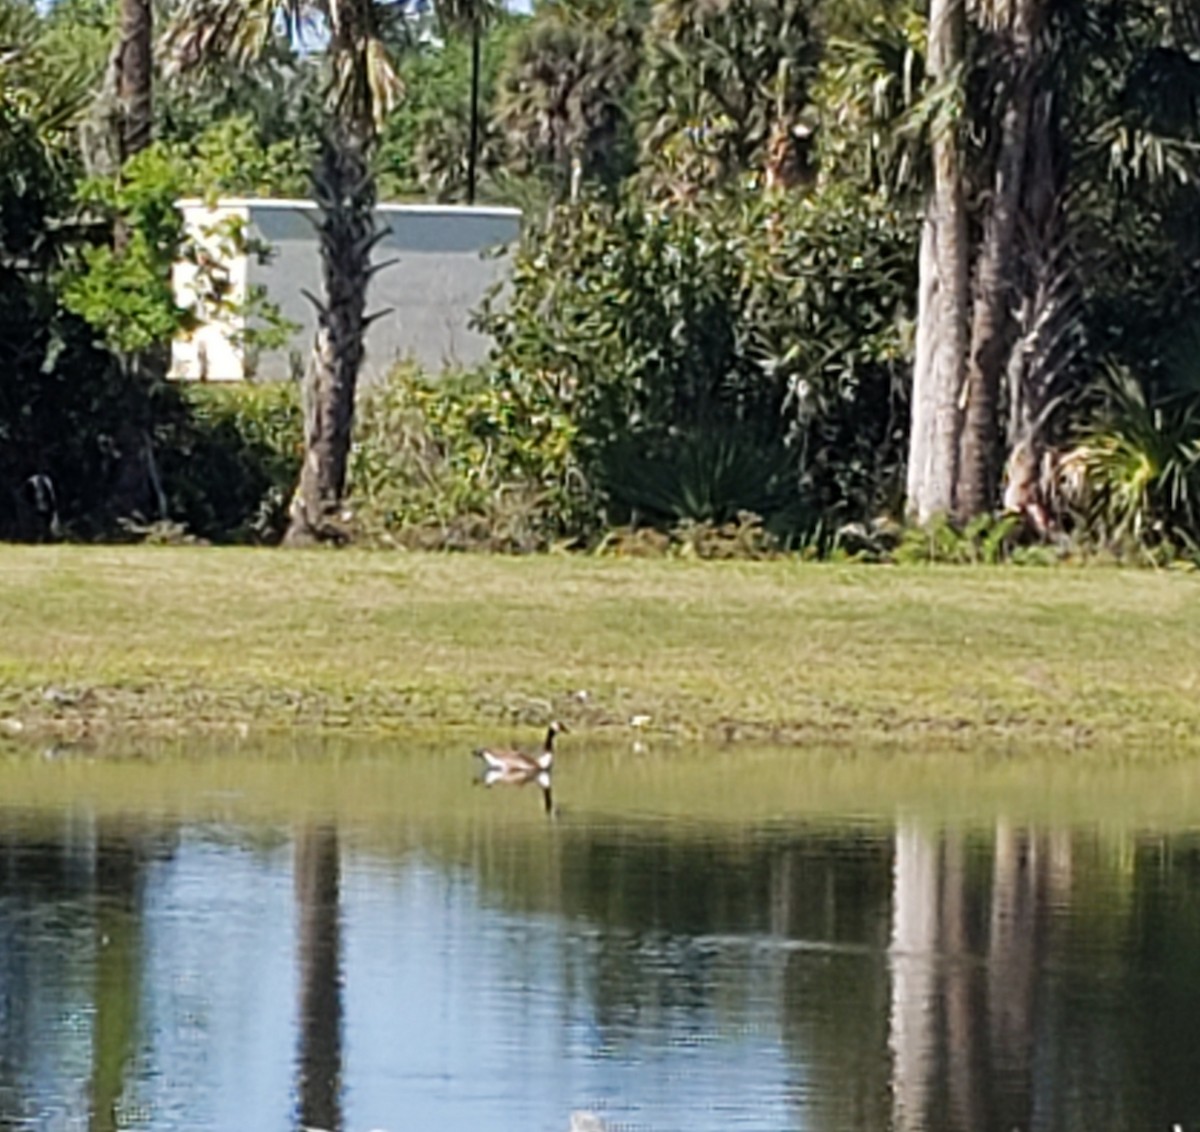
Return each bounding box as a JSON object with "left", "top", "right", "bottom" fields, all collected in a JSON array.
[{"left": 473, "top": 720, "right": 568, "bottom": 774}]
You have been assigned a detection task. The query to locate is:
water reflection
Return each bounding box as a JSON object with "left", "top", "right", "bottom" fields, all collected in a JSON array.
[
  {"left": 295, "top": 825, "right": 342, "bottom": 1132},
  {"left": 479, "top": 765, "right": 555, "bottom": 816},
  {"left": 0, "top": 754, "right": 1195, "bottom": 1131}
]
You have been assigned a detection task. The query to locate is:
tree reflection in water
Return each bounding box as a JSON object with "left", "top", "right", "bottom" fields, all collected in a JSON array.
[
  {"left": 294, "top": 824, "right": 343, "bottom": 1132},
  {"left": 0, "top": 784, "right": 1195, "bottom": 1132}
]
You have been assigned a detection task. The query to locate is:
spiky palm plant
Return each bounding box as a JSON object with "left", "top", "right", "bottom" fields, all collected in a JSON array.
[
  {"left": 0, "top": 0, "right": 106, "bottom": 145},
  {"left": 170, "top": 0, "right": 410, "bottom": 544},
  {"left": 495, "top": 4, "right": 639, "bottom": 201},
  {"left": 1068, "top": 360, "right": 1200, "bottom": 550}
]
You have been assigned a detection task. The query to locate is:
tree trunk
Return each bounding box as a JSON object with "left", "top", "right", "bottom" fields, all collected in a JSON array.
[
  {"left": 957, "top": 0, "right": 1042, "bottom": 519},
  {"left": 1002, "top": 81, "right": 1076, "bottom": 537},
  {"left": 907, "top": 0, "right": 969, "bottom": 524},
  {"left": 889, "top": 823, "right": 939, "bottom": 1131},
  {"left": 115, "top": 0, "right": 153, "bottom": 164},
  {"left": 283, "top": 131, "right": 378, "bottom": 546}
]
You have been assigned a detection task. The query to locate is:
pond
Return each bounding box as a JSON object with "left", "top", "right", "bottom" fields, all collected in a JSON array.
[{"left": 0, "top": 738, "right": 1199, "bottom": 1132}]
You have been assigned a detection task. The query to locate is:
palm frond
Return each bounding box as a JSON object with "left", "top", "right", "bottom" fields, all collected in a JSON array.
[
  {"left": 166, "top": 0, "right": 299, "bottom": 73},
  {"left": 1069, "top": 361, "right": 1200, "bottom": 546},
  {"left": 813, "top": 9, "right": 930, "bottom": 194},
  {"left": 436, "top": 0, "right": 500, "bottom": 35},
  {"left": 0, "top": 0, "right": 98, "bottom": 138},
  {"left": 168, "top": 0, "right": 414, "bottom": 140}
]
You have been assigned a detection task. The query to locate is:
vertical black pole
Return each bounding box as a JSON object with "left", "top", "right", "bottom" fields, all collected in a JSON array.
[{"left": 467, "top": 18, "right": 481, "bottom": 204}]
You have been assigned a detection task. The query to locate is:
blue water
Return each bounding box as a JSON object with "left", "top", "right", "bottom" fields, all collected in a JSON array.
[{"left": 0, "top": 753, "right": 1197, "bottom": 1132}]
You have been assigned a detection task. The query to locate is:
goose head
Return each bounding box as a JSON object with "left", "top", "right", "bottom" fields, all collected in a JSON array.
[{"left": 536, "top": 720, "right": 569, "bottom": 769}]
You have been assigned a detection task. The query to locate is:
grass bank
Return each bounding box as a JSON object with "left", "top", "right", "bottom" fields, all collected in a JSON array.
[{"left": 1, "top": 546, "right": 1198, "bottom": 754}]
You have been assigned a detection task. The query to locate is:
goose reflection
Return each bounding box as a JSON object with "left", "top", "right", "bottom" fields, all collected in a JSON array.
[{"left": 480, "top": 765, "right": 555, "bottom": 816}]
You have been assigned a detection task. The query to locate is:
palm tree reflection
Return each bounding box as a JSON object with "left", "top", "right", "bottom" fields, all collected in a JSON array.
[{"left": 294, "top": 824, "right": 343, "bottom": 1132}]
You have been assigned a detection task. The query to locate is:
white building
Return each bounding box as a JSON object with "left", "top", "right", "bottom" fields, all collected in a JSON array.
[{"left": 170, "top": 198, "right": 522, "bottom": 383}]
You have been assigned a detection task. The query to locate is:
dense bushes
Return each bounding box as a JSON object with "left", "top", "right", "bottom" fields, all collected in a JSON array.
[
  {"left": 346, "top": 366, "right": 584, "bottom": 551},
  {"left": 160, "top": 383, "right": 302, "bottom": 543},
  {"left": 478, "top": 184, "right": 916, "bottom": 545}
]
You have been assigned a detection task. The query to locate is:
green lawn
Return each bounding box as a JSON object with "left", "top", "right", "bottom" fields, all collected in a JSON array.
[{"left": 1, "top": 546, "right": 1198, "bottom": 754}]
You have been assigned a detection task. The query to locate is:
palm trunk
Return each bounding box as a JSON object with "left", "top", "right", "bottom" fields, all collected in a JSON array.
[
  {"left": 907, "top": 0, "right": 969, "bottom": 524},
  {"left": 283, "top": 131, "right": 378, "bottom": 545},
  {"left": 116, "top": 0, "right": 153, "bottom": 164},
  {"left": 1004, "top": 85, "right": 1075, "bottom": 536},
  {"left": 295, "top": 825, "right": 343, "bottom": 1132},
  {"left": 957, "top": 0, "right": 1042, "bottom": 519}
]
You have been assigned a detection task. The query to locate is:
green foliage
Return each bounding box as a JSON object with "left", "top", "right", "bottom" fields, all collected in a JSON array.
[
  {"left": 61, "top": 146, "right": 190, "bottom": 354},
  {"left": 893, "top": 513, "right": 1023, "bottom": 566},
  {"left": 60, "top": 138, "right": 296, "bottom": 360},
  {"left": 596, "top": 426, "right": 807, "bottom": 534},
  {"left": 169, "top": 114, "right": 313, "bottom": 198},
  {"left": 482, "top": 182, "right": 915, "bottom": 540},
  {"left": 0, "top": 0, "right": 106, "bottom": 144},
  {"left": 347, "top": 364, "right": 585, "bottom": 551},
  {"left": 377, "top": 20, "right": 515, "bottom": 201},
  {"left": 0, "top": 92, "right": 169, "bottom": 538},
  {"left": 638, "top": 0, "right": 821, "bottom": 191},
  {"left": 0, "top": 96, "right": 70, "bottom": 260},
  {"left": 813, "top": 5, "right": 927, "bottom": 193},
  {"left": 156, "top": 41, "right": 325, "bottom": 168},
  {"left": 1066, "top": 362, "right": 1200, "bottom": 553},
  {"left": 159, "top": 383, "right": 303, "bottom": 543},
  {"left": 494, "top": 2, "right": 642, "bottom": 198}
]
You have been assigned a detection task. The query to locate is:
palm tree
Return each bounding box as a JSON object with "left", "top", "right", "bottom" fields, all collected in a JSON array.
[
  {"left": 170, "top": 0, "right": 408, "bottom": 544},
  {"left": 832, "top": 0, "right": 1200, "bottom": 532},
  {"left": 116, "top": 0, "right": 153, "bottom": 162},
  {"left": 640, "top": 0, "right": 819, "bottom": 191},
  {"left": 907, "top": 0, "right": 967, "bottom": 524},
  {"left": 495, "top": 2, "right": 640, "bottom": 202}
]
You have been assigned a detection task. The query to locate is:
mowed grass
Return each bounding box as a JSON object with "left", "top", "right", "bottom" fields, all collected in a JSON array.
[{"left": 1, "top": 545, "right": 1199, "bottom": 754}]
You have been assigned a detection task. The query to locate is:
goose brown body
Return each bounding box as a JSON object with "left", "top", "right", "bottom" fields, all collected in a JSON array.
[{"left": 474, "top": 721, "right": 567, "bottom": 774}]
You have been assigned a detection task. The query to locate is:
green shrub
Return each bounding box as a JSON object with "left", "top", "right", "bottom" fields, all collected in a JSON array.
[
  {"left": 1065, "top": 361, "right": 1200, "bottom": 554},
  {"left": 158, "top": 382, "right": 302, "bottom": 543},
  {"left": 893, "top": 513, "right": 1024, "bottom": 565},
  {"left": 347, "top": 364, "right": 587, "bottom": 551},
  {"left": 480, "top": 183, "right": 916, "bottom": 541}
]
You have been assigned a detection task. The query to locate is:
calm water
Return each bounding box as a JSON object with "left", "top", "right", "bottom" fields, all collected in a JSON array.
[{"left": 0, "top": 742, "right": 1199, "bottom": 1132}]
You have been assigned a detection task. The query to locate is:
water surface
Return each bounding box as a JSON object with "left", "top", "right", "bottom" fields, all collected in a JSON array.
[{"left": 0, "top": 740, "right": 1198, "bottom": 1132}]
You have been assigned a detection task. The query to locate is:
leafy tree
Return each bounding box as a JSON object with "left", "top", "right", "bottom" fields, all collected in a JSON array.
[
  {"left": 0, "top": 93, "right": 173, "bottom": 536},
  {"left": 481, "top": 183, "right": 914, "bottom": 538}
]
